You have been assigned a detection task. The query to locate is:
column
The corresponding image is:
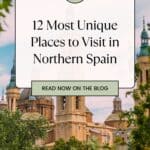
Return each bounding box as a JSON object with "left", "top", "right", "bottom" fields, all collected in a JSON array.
[
  {"left": 7, "top": 98, "right": 9, "bottom": 110},
  {"left": 12, "top": 98, "right": 16, "bottom": 112},
  {"left": 8, "top": 98, "right": 12, "bottom": 111}
]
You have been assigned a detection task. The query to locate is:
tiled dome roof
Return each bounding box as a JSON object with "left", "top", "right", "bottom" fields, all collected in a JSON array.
[
  {"left": 139, "top": 46, "right": 150, "bottom": 56},
  {"left": 105, "top": 112, "right": 122, "bottom": 122},
  {"left": 20, "top": 88, "right": 52, "bottom": 101},
  {"left": 20, "top": 89, "right": 32, "bottom": 100},
  {"left": 113, "top": 96, "right": 121, "bottom": 102}
]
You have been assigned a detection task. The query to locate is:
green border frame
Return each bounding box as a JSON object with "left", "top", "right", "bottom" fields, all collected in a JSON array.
[{"left": 31, "top": 80, "right": 119, "bottom": 96}]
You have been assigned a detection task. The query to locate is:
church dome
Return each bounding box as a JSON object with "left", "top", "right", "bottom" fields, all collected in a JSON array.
[
  {"left": 105, "top": 112, "right": 122, "bottom": 122},
  {"left": 20, "top": 89, "right": 32, "bottom": 100},
  {"left": 36, "top": 96, "right": 52, "bottom": 101},
  {"left": 104, "top": 111, "right": 128, "bottom": 129},
  {"left": 104, "top": 97, "right": 127, "bottom": 128},
  {"left": 139, "top": 46, "right": 150, "bottom": 56},
  {"left": 20, "top": 88, "right": 52, "bottom": 101},
  {"left": 113, "top": 96, "right": 121, "bottom": 102}
]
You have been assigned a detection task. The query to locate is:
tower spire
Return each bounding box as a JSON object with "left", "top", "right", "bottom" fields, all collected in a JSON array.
[
  {"left": 7, "top": 52, "right": 16, "bottom": 89},
  {"left": 140, "top": 17, "right": 149, "bottom": 50},
  {"left": 143, "top": 16, "right": 146, "bottom": 30},
  {"left": 6, "top": 51, "right": 19, "bottom": 112}
]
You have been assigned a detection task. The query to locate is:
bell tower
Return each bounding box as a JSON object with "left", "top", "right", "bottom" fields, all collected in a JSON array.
[
  {"left": 137, "top": 17, "right": 150, "bottom": 87},
  {"left": 112, "top": 97, "right": 122, "bottom": 113},
  {"left": 141, "top": 17, "right": 149, "bottom": 47},
  {"left": 6, "top": 55, "right": 20, "bottom": 112},
  {"left": 136, "top": 18, "right": 150, "bottom": 117},
  {"left": 55, "top": 96, "right": 86, "bottom": 141}
]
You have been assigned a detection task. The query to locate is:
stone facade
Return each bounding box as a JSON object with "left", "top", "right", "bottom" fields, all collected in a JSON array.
[
  {"left": 0, "top": 52, "right": 132, "bottom": 148},
  {"left": 55, "top": 96, "right": 87, "bottom": 141},
  {"left": 6, "top": 88, "right": 20, "bottom": 112},
  {"left": 86, "top": 107, "right": 93, "bottom": 123},
  {"left": 55, "top": 96, "right": 117, "bottom": 145},
  {"left": 1, "top": 84, "right": 116, "bottom": 146},
  {"left": 0, "top": 59, "right": 127, "bottom": 147},
  {"left": 17, "top": 89, "right": 54, "bottom": 122}
]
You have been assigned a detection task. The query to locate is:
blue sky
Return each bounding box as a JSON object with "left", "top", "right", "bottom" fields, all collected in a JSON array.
[
  {"left": 0, "top": 44, "right": 14, "bottom": 91},
  {"left": 0, "top": 44, "right": 14, "bottom": 69},
  {"left": 0, "top": 0, "right": 149, "bottom": 122}
]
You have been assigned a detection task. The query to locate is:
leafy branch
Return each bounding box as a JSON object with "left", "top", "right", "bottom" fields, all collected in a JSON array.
[
  {"left": 122, "top": 81, "right": 150, "bottom": 149},
  {"left": 0, "top": 0, "right": 12, "bottom": 32}
]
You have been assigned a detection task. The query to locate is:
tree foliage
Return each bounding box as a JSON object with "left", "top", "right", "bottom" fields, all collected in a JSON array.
[
  {"left": 52, "top": 137, "right": 100, "bottom": 150},
  {"left": 84, "top": 137, "right": 100, "bottom": 150},
  {"left": 123, "top": 82, "right": 150, "bottom": 150},
  {"left": 0, "top": 110, "right": 49, "bottom": 150},
  {"left": 0, "top": 0, "right": 12, "bottom": 32}
]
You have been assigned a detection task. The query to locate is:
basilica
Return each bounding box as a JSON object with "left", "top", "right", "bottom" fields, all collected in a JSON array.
[
  {"left": 0, "top": 56, "right": 129, "bottom": 148},
  {"left": 0, "top": 19, "right": 150, "bottom": 148}
]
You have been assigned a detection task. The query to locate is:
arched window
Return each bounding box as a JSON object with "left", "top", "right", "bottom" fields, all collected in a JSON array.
[{"left": 62, "top": 96, "right": 66, "bottom": 110}]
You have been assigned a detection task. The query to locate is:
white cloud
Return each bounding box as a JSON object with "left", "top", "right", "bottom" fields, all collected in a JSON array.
[
  {"left": 0, "top": 64, "right": 6, "bottom": 74},
  {"left": 0, "top": 73, "right": 10, "bottom": 87}
]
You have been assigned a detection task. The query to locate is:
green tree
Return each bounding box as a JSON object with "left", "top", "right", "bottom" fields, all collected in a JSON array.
[
  {"left": 52, "top": 137, "right": 84, "bottom": 150},
  {"left": 52, "top": 137, "right": 100, "bottom": 150},
  {"left": 52, "top": 138, "right": 67, "bottom": 150},
  {"left": 124, "top": 81, "right": 150, "bottom": 150},
  {"left": 66, "top": 137, "right": 84, "bottom": 150},
  {"left": 84, "top": 137, "right": 100, "bottom": 150},
  {"left": 0, "top": 0, "right": 12, "bottom": 32},
  {"left": 0, "top": 110, "right": 49, "bottom": 150}
]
